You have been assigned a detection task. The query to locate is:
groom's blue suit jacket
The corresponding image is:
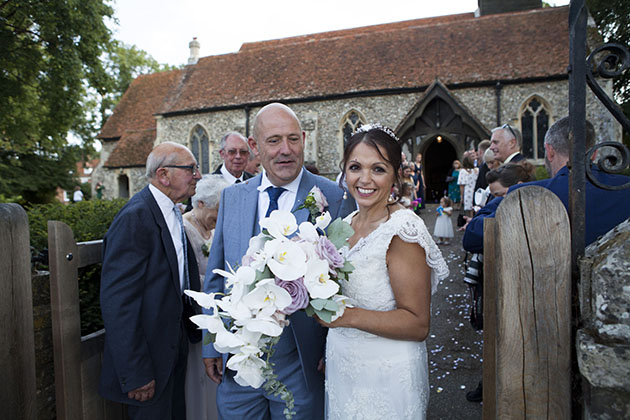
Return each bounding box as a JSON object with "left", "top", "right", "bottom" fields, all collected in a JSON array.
[{"left": 203, "top": 169, "right": 355, "bottom": 392}]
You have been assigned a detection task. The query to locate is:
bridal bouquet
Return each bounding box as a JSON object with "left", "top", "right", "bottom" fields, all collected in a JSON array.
[{"left": 185, "top": 193, "right": 354, "bottom": 418}]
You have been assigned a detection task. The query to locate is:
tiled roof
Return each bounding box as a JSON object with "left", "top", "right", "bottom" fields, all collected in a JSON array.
[
  {"left": 158, "top": 6, "right": 569, "bottom": 115},
  {"left": 98, "top": 69, "right": 182, "bottom": 139},
  {"left": 104, "top": 129, "right": 156, "bottom": 168}
]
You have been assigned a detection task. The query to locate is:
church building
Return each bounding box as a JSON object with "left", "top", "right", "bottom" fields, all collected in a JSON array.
[{"left": 94, "top": 0, "right": 619, "bottom": 202}]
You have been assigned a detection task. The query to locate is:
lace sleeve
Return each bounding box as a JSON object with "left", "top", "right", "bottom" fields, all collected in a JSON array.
[{"left": 394, "top": 210, "right": 449, "bottom": 294}]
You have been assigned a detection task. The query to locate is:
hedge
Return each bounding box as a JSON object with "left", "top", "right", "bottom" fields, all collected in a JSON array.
[{"left": 27, "top": 198, "right": 127, "bottom": 335}]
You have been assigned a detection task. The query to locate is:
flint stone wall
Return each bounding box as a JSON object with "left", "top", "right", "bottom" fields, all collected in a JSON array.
[{"left": 578, "top": 217, "right": 630, "bottom": 419}]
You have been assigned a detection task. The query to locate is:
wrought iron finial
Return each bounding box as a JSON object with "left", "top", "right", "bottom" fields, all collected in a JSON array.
[
  {"left": 586, "top": 142, "right": 630, "bottom": 191},
  {"left": 584, "top": 42, "right": 630, "bottom": 190}
]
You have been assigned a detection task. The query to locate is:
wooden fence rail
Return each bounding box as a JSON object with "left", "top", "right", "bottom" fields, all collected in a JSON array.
[
  {"left": 483, "top": 186, "right": 572, "bottom": 419},
  {"left": 0, "top": 204, "right": 37, "bottom": 420},
  {"left": 48, "top": 220, "right": 124, "bottom": 420}
]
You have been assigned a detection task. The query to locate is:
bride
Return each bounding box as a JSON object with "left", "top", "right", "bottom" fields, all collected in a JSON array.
[{"left": 320, "top": 124, "right": 449, "bottom": 419}]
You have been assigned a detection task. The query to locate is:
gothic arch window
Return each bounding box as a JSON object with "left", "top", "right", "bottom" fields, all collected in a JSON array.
[
  {"left": 519, "top": 96, "right": 551, "bottom": 160},
  {"left": 190, "top": 125, "right": 210, "bottom": 174},
  {"left": 340, "top": 110, "right": 366, "bottom": 147}
]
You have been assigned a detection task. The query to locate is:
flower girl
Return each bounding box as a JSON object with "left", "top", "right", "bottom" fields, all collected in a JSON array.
[{"left": 434, "top": 196, "right": 454, "bottom": 245}]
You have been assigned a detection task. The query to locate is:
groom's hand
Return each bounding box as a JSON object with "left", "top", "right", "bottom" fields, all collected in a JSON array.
[{"left": 204, "top": 357, "right": 223, "bottom": 384}]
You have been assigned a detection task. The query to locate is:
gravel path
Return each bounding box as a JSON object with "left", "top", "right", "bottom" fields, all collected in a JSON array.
[{"left": 418, "top": 204, "right": 483, "bottom": 420}]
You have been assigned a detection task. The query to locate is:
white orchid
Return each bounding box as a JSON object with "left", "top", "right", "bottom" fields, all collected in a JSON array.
[
  {"left": 264, "top": 239, "right": 307, "bottom": 281},
  {"left": 330, "top": 294, "right": 354, "bottom": 322},
  {"left": 227, "top": 352, "right": 267, "bottom": 388},
  {"left": 297, "top": 220, "right": 319, "bottom": 243},
  {"left": 304, "top": 257, "right": 340, "bottom": 299},
  {"left": 213, "top": 263, "right": 257, "bottom": 302},
  {"left": 184, "top": 290, "right": 219, "bottom": 311},
  {"left": 188, "top": 313, "right": 244, "bottom": 354},
  {"left": 243, "top": 233, "right": 271, "bottom": 269},
  {"left": 259, "top": 210, "right": 297, "bottom": 239},
  {"left": 242, "top": 278, "right": 292, "bottom": 315},
  {"left": 315, "top": 211, "right": 332, "bottom": 230},
  {"left": 216, "top": 296, "right": 253, "bottom": 323}
]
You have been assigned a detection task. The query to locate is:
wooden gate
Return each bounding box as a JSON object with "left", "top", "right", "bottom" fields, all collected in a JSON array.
[
  {"left": 0, "top": 204, "right": 37, "bottom": 420},
  {"left": 482, "top": 186, "right": 572, "bottom": 419},
  {"left": 48, "top": 220, "right": 125, "bottom": 420}
]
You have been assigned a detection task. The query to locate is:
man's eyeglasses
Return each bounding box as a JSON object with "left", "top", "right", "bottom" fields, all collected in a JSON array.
[
  {"left": 502, "top": 123, "right": 517, "bottom": 140},
  {"left": 163, "top": 164, "right": 199, "bottom": 176},
  {"left": 225, "top": 149, "right": 249, "bottom": 157}
]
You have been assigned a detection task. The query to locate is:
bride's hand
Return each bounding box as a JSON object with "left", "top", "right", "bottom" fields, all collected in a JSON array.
[{"left": 315, "top": 308, "right": 353, "bottom": 329}]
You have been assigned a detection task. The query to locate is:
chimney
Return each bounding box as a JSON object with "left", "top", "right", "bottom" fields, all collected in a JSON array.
[
  {"left": 477, "top": 0, "right": 542, "bottom": 16},
  {"left": 187, "top": 37, "right": 200, "bottom": 65}
]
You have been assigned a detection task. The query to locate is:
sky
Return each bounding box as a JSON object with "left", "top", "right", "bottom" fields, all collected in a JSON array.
[{"left": 108, "top": 0, "right": 570, "bottom": 67}]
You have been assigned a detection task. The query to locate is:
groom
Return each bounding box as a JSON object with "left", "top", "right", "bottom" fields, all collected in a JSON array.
[{"left": 203, "top": 103, "right": 355, "bottom": 419}]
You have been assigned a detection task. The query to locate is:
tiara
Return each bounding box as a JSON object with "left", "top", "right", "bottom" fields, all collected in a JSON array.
[{"left": 356, "top": 123, "right": 399, "bottom": 142}]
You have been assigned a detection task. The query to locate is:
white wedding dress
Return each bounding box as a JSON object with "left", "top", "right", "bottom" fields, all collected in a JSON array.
[{"left": 325, "top": 209, "right": 449, "bottom": 420}]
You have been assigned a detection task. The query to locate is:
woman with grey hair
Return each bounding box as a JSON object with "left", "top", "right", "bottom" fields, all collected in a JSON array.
[{"left": 182, "top": 174, "right": 230, "bottom": 420}]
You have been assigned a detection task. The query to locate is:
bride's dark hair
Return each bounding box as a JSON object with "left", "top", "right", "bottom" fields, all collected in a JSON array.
[{"left": 339, "top": 125, "right": 402, "bottom": 203}]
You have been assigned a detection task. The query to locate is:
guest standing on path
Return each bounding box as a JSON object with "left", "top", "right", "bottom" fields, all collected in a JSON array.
[
  {"left": 183, "top": 174, "right": 231, "bottom": 420},
  {"left": 100, "top": 142, "right": 202, "bottom": 419}
]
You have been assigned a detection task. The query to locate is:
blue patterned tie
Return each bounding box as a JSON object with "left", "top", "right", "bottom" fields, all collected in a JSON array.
[
  {"left": 173, "top": 206, "right": 190, "bottom": 295},
  {"left": 265, "top": 187, "right": 286, "bottom": 217}
]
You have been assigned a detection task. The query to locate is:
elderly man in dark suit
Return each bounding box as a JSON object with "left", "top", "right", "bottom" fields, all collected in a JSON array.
[
  {"left": 100, "top": 141, "right": 202, "bottom": 419},
  {"left": 213, "top": 131, "right": 255, "bottom": 183}
]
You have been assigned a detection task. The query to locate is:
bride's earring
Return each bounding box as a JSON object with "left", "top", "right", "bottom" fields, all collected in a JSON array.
[{"left": 343, "top": 191, "right": 347, "bottom": 200}]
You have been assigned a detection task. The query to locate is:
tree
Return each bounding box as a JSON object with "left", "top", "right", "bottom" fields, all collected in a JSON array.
[{"left": 0, "top": 1, "right": 176, "bottom": 203}]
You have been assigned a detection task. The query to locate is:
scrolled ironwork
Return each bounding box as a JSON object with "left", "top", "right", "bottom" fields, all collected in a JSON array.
[
  {"left": 586, "top": 141, "right": 630, "bottom": 190},
  {"left": 586, "top": 43, "right": 630, "bottom": 133}
]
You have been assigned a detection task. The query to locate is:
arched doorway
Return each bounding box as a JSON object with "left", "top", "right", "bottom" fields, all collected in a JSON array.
[
  {"left": 424, "top": 136, "right": 457, "bottom": 203},
  {"left": 118, "top": 175, "right": 129, "bottom": 199}
]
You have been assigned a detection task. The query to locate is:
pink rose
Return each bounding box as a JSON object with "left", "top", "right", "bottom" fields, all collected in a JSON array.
[
  {"left": 275, "top": 277, "right": 310, "bottom": 315},
  {"left": 316, "top": 236, "right": 344, "bottom": 273}
]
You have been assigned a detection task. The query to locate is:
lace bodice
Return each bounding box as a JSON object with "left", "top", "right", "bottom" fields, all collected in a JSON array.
[{"left": 341, "top": 208, "right": 448, "bottom": 303}]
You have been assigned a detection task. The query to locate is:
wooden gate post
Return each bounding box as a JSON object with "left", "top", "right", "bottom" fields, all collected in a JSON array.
[
  {"left": 48, "top": 220, "right": 83, "bottom": 420},
  {"left": 483, "top": 186, "right": 572, "bottom": 419},
  {"left": 0, "top": 204, "right": 37, "bottom": 420}
]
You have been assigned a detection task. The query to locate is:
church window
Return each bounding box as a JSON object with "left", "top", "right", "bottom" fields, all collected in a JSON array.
[
  {"left": 520, "top": 97, "right": 551, "bottom": 160},
  {"left": 341, "top": 110, "right": 366, "bottom": 146},
  {"left": 190, "top": 125, "right": 210, "bottom": 174}
]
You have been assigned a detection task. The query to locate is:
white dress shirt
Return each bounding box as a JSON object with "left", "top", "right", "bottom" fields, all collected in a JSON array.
[
  {"left": 504, "top": 152, "right": 521, "bottom": 164},
  {"left": 220, "top": 164, "right": 244, "bottom": 184},
  {"left": 256, "top": 168, "right": 304, "bottom": 224},
  {"left": 149, "top": 184, "right": 185, "bottom": 291}
]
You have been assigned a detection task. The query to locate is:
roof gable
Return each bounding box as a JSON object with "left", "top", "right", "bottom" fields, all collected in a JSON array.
[{"left": 98, "top": 69, "right": 182, "bottom": 139}]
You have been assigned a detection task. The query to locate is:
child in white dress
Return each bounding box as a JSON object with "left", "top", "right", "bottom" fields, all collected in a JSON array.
[{"left": 434, "top": 196, "right": 454, "bottom": 245}]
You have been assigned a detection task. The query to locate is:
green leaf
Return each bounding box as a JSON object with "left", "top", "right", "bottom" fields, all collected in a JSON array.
[
  {"left": 304, "top": 306, "right": 315, "bottom": 317},
  {"left": 315, "top": 309, "right": 333, "bottom": 324},
  {"left": 310, "top": 298, "right": 329, "bottom": 311},
  {"left": 327, "top": 218, "right": 354, "bottom": 248},
  {"left": 323, "top": 299, "right": 340, "bottom": 312},
  {"left": 342, "top": 261, "right": 355, "bottom": 272}
]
